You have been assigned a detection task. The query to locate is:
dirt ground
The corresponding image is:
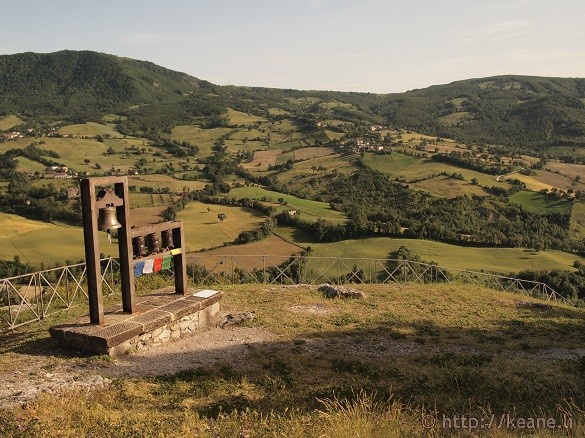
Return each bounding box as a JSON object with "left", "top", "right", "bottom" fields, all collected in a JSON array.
[{"left": 0, "top": 323, "right": 278, "bottom": 409}]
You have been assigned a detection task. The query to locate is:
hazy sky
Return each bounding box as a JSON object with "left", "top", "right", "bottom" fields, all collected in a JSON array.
[{"left": 2, "top": 0, "right": 584, "bottom": 93}]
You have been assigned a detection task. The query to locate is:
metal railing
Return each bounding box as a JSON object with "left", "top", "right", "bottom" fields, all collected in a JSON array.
[
  {"left": 0, "top": 255, "right": 570, "bottom": 332},
  {"left": 186, "top": 255, "right": 570, "bottom": 304},
  {"left": 0, "top": 258, "right": 120, "bottom": 332}
]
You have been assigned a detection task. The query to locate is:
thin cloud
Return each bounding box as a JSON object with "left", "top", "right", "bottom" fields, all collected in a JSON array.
[
  {"left": 460, "top": 20, "right": 535, "bottom": 42},
  {"left": 123, "top": 33, "right": 183, "bottom": 45},
  {"left": 309, "top": 0, "right": 334, "bottom": 9}
]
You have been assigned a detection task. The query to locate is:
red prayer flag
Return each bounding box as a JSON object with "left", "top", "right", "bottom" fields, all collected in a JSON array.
[{"left": 153, "top": 257, "right": 163, "bottom": 272}]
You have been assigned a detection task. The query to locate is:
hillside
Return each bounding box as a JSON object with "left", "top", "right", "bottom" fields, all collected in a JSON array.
[
  {"left": 0, "top": 51, "right": 204, "bottom": 119},
  {"left": 375, "top": 75, "right": 585, "bottom": 153},
  {"left": 0, "top": 51, "right": 584, "bottom": 300},
  {"left": 2, "top": 52, "right": 585, "bottom": 154}
]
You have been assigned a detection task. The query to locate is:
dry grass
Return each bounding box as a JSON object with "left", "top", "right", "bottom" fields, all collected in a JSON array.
[
  {"left": 545, "top": 161, "right": 585, "bottom": 182},
  {"left": 0, "top": 212, "right": 53, "bottom": 239},
  {"left": 190, "top": 234, "right": 304, "bottom": 270},
  {"left": 2, "top": 283, "right": 585, "bottom": 436},
  {"left": 293, "top": 146, "right": 334, "bottom": 161},
  {"left": 507, "top": 173, "right": 555, "bottom": 192},
  {"left": 240, "top": 150, "right": 281, "bottom": 171},
  {"left": 534, "top": 170, "right": 585, "bottom": 191}
]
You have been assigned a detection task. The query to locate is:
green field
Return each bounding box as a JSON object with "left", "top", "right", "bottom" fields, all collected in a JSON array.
[
  {"left": 274, "top": 154, "right": 356, "bottom": 194},
  {"left": 128, "top": 175, "right": 207, "bottom": 193},
  {"left": 57, "top": 122, "right": 122, "bottom": 138},
  {"left": 0, "top": 115, "right": 23, "bottom": 130},
  {"left": 225, "top": 108, "right": 267, "bottom": 125},
  {"left": 171, "top": 125, "right": 233, "bottom": 157},
  {"left": 14, "top": 157, "right": 47, "bottom": 173},
  {"left": 176, "top": 201, "right": 267, "bottom": 252},
  {"left": 274, "top": 227, "right": 584, "bottom": 274},
  {"left": 0, "top": 219, "right": 113, "bottom": 266},
  {"left": 363, "top": 153, "right": 510, "bottom": 188},
  {"left": 0, "top": 199, "right": 270, "bottom": 265},
  {"left": 410, "top": 175, "right": 487, "bottom": 198},
  {"left": 570, "top": 201, "right": 585, "bottom": 239},
  {"left": 509, "top": 190, "right": 574, "bottom": 214},
  {"left": 228, "top": 187, "right": 347, "bottom": 224}
]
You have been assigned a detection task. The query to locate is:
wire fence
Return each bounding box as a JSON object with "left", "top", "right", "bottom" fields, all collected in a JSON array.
[
  {"left": 186, "top": 255, "right": 568, "bottom": 304},
  {"left": 0, "top": 255, "right": 570, "bottom": 333}
]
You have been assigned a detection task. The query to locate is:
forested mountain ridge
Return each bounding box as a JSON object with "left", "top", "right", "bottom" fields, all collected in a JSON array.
[
  {"left": 0, "top": 51, "right": 204, "bottom": 119},
  {"left": 1, "top": 51, "right": 585, "bottom": 153},
  {"left": 375, "top": 76, "right": 585, "bottom": 152}
]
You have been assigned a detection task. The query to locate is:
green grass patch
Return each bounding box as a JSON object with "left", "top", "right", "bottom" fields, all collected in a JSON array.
[
  {"left": 363, "top": 153, "right": 509, "bottom": 188},
  {"left": 228, "top": 187, "right": 347, "bottom": 224},
  {"left": 170, "top": 125, "right": 233, "bottom": 157},
  {"left": 438, "top": 111, "right": 471, "bottom": 125},
  {"left": 509, "top": 191, "right": 573, "bottom": 214},
  {"left": 570, "top": 201, "right": 585, "bottom": 239},
  {"left": 411, "top": 175, "right": 487, "bottom": 198},
  {"left": 177, "top": 202, "right": 267, "bottom": 252},
  {"left": 319, "top": 101, "right": 356, "bottom": 110},
  {"left": 273, "top": 228, "right": 585, "bottom": 273},
  {"left": 225, "top": 108, "right": 267, "bottom": 125},
  {"left": 58, "top": 122, "right": 122, "bottom": 138},
  {"left": 0, "top": 115, "right": 23, "bottom": 130},
  {"left": 14, "top": 157, "right": 47, "bottom": 173},
  {"left": 128, "top": 175, "right": 207, "bottom": 193},
  {"left": 0, "top": 220, "right": 114, "bottom": 266}
]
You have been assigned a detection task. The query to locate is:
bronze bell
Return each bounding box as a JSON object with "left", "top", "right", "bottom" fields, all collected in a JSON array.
[{"left": 97, "top": 206, "right": 122, "bottom": 231}]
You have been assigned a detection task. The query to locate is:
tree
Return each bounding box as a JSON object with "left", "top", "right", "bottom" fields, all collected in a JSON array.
[{"left": 217, "top": 213, "right": 226, "bottom": 222}]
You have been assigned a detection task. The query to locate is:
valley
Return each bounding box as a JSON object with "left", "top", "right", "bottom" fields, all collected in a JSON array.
[{"left": 0, "top": 51, "right": 584, "bottom": 300}]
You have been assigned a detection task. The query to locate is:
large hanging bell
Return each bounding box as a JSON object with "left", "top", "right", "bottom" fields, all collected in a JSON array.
[{"left": 97, "top": 206, "right": 122, "bottom": 231}]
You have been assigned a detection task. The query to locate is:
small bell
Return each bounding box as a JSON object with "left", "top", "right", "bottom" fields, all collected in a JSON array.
[{"left": 97, "top": 206, "right": 122, "bottom": 231}]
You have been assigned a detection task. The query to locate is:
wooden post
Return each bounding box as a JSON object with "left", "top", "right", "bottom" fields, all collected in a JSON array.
[
  {"left": 173, "top": 224, "right": 187, "bottom": 295},
  {"left": 80, "top": 179, "right": 104, "bottom": 325},
  {"left": 114, "top": 181, "right": 136, "bottom": 313}
]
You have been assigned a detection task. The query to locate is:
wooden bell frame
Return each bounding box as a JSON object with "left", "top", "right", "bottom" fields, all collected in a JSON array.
[{"left": 80, "top": 176, "right": 187, "bottom": 325}]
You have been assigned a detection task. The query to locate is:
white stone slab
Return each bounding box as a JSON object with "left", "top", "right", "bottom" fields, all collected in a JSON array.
[{"left": 192, "top": 289, "right": 219, "bottom": 298}]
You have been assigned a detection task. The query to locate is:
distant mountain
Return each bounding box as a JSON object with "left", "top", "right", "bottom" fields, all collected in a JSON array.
[
  {"left": 1, "top": 51, "right": 584, "bottom": 153},
  {"left": 0, "top": 50, "right": 204, "bottom": 118},
  {"left": 375, "top": 76, "right": 585, "bottom": 151}
]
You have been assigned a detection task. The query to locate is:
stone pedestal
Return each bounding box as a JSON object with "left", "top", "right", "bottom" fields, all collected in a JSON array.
[{"left": 49, "top": 288, "right": 222, "bottom": 356}]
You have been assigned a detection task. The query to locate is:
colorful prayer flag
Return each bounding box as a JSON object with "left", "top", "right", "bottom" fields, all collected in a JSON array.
[
  {"left": 153, "top": 257, "right": 163, "bottom": 272},
  {"left": 143, "top": 259, "right": 154, "bottom": 274},
  {"left": 134, "top": 261, "right": 145, "bottom": 277},
  {"left": 170, "top": 248, "right": 181, "bottom": 256},
  {"left": 162, "top": 255, "right": 172, "bottom": 270}
]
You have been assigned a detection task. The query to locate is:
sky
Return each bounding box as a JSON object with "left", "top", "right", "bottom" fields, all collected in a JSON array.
[{"left": 2, "top": 0, "right": 584, "bottom": 93}]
